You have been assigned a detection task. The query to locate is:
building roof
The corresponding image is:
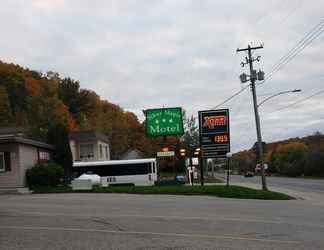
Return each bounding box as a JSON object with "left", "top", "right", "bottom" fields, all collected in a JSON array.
[
  {"left": 69, "top": 130, "right": 109, "bottom": 144},
  {"left": 0, "top": 135, "right": 55, "bottom": 150},
  {"left": 0, "top": 127, "right": 26, "bottom": 136}
]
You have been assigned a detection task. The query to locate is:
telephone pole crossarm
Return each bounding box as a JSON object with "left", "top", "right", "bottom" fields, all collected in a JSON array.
[{"left": 236, "top": 45, "right": 263, "bottom": 53}]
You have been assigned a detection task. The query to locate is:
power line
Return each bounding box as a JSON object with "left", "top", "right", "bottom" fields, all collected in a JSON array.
[
  {"left": 211, "top": 85, "right": 250, "bottom": 110},
  {"left": 277, "top": 0, "right": 304, "bottom": 25},
  {"left": 269, "top": 19, "right": 324, "bottom": 73},
  {"left": 258, "top": 19, "right": 324, "bottom": 85},
  {"left": 214, "top": 19, "right": 324, "bottom": 111},
  {"left": 270, "top": 88, "right": 324, "bottom": 113},
  {"left": 269, "top": 23, "right": 324, "bottom": 76}
]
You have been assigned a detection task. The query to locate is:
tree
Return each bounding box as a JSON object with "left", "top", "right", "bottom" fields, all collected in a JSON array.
[
  {"left": 58, "top": 78, "right": 81, "bottom": 116},
  {"left": 182, "top": 114, "right": 199, "bottom": 148},
  {"left": 0, "top": 86, "right": 13, "bottom": 125},
  {"left": 272, "top": 142, "right": 308, "bottom": 177},
  {"left": 46, "top": 122, "right": 73, "bottom": 184},
  {"left": 305, "top": 150, "right": 324, "bottom": 177}
]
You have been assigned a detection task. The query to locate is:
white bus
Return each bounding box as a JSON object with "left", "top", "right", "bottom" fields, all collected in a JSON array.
[{"left": 73, "top": 158, "right": 157, "bottom": 186}]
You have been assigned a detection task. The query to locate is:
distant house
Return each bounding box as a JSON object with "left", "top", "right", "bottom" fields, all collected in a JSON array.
[
  {"left": 0, "top": 127, "right": 54, "bottom": 188},
  {"left": 120, "top": 149, "right": 144, "bottom": 160},
  {"left": 69, "top": 130, "right": 110, "bottom": 162}
]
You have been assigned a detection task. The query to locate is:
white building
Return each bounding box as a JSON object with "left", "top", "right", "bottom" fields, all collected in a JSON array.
[{"left": 69, "top": 130, "right": 110, "bottom": 162}]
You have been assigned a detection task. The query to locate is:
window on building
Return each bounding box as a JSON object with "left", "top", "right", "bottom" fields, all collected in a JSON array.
[
  {"left": 105, "top": 146, "right": 109, "bottom": 160},
  {"left": 100, "top": 144, "right": 103, "bottom": 159},
  {"left": 39, "top": 151, "right": 50, "bottom": 162},
  {"left": 0, "top": 152, "right": 11, "bottom": 172},
  {"left": 0, "top": 152, "right": 5, "bottom": 172},
  {"left": 79, "top": 144, "right": 94, "bottom": 160}
]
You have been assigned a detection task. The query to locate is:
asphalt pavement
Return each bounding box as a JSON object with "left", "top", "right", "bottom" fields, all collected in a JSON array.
[
  {"left": 1, "top": 192, "right": 324, "bottom": 250},
  {"left": 228, "top": 174, "right": 324, "bottom": 194}
]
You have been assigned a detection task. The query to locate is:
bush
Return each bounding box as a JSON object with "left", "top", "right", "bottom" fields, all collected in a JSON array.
[
  {"left": 26, "top": 163, "right": 64, "bottom": 187},
  {"left": 305, "top": 151, "right": 324, "bottom": 177},
  {"left": 272, "top": 142, "right": 308, "bottom": 177}
]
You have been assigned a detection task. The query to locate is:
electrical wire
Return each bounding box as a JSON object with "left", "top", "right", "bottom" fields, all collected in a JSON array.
[
  {"left": 258, "top": 19, "right": 324, "bottom": 85},
  {"left": 277, "top": 0, "right": 304, "bottom": 25},
  {"left": 270, "top": 88, "right": 324, "bottom": 113},
  {"left": 211, "top": 85, "right": 250, "bottom": 110},
  {"left": 213, "top": 19, "right": 324, "bottom": 111}
]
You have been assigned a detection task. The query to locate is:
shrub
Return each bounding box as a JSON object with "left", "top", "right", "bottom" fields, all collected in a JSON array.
[
  {"left": 272, "top": 142, "right": 308, "bottom": 177},
  {"left": 26, "top": 163, "right": 64, "bottom": 187}
]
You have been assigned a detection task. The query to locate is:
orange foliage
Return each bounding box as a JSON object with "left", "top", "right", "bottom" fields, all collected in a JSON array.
[
  {"left": 25, "top": 78, "right": 42, "bottom": 96},
  {"left": 55, "top": 102, "right": 76, "bottom": 131}
]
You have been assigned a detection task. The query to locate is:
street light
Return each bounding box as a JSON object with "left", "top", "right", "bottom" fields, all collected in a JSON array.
[{"left": 258, "top": 89, "right": 302, "bottom": 107}]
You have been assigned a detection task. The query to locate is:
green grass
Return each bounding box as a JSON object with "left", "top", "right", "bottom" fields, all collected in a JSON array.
[{"left": 31, "top": 185, "right": 293, "bottom": 200}]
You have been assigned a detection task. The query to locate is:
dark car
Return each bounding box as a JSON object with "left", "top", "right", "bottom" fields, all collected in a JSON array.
[{"left": 244, "top": 171, "right": 254, "bottom": 177}]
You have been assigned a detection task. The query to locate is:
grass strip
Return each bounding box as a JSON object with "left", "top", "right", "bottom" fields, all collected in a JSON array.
[{"left": 31, "top": 185, "right": 293, "bottom": 200}]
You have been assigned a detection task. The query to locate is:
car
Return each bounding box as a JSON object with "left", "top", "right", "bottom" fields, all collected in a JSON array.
[
  {"left": 175, "top": 175, "right": 186, "bottom": 184},
  {"left": 244, "top": 171, "right": 254, "bottom": 177}
]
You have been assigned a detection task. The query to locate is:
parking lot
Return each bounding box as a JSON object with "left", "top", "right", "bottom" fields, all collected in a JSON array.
[{"left": 1, "top": 193, "right": 324, "bottom": 250}]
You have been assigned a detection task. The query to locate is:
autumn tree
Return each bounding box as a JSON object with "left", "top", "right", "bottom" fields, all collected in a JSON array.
[
  {"left": 272, "top": 142, "right": 308, "bottom": 177},
  {"left": 0, "top": 86, "right": 13, "bottom": 125}
]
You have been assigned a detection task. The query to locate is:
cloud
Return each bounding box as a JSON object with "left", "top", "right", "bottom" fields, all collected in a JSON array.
[
  {"left": 0, "top": 0, "right": 323, "bottom": 151},
  {"left": 32, "top": 0, "right": 65, "bottom": 9}
]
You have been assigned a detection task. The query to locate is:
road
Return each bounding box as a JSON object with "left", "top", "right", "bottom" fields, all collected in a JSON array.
[
  {"left": 1, "top": 193, "right": 324, "bottom": 250},
  {"left": 227, "top": 174, "right": 324, "bottom": 194}
]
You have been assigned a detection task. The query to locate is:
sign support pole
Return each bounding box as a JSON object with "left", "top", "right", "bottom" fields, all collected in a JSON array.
[
  {"left": 226, "top": 157, "right": 230, "bottom": 187},
  {"left": 199, "top": 156, "right": 204, "bottom": 186}
]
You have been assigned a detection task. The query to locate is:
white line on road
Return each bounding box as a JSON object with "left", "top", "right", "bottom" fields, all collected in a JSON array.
[
  {"left": 0, "top": 225, "right": 299, "bottom": 244},
  {"left": 8, "top": 211, "right": 283, "bottom": 224}
]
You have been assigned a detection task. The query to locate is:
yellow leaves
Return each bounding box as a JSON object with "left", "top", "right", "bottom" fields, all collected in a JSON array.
[{"left": 276, "top": 141, "right": 308, "bottom": 154}]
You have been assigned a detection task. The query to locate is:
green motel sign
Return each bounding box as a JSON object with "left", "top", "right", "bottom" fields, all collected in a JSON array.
[{"left": 145, "top": 107, "right": 184, "bottom": 137}]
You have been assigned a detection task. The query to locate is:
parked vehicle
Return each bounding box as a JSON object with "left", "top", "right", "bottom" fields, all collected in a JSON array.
[
  {"left": 73, "top": 158, "right": 157, "bottom": 186},
  {"left": 175, "top": 175, "right": 186, "bottom": 184},
  {"left": 244, "top": 171, "right": 254, "bottom": 177}
]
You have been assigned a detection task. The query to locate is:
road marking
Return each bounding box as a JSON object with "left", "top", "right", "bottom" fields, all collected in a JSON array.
[
  {"left": 10, "top": 211, "right": 283, "bottom": 225},
  {"left": 0, "top": 226, "right": 299, "bottom": 244},
  {"left": 115, "top": 214, "right": 283, "bottom": 224}
]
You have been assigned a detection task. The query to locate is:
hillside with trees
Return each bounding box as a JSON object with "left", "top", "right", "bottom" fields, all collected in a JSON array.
[
  {"left": 232, "top": 132, "right": 324, "bottom": 177},
  {"left": 0, "top": 60, "right": 160, "bottom": 159}
]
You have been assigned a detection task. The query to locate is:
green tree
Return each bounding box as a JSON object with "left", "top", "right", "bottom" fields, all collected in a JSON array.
[
  {"left": 46, "top": 122, "right": 73, "bottom": 184},
  {"left": 58, "top": 78, "right": 82, "bottom": 116},
  {"left": 182, "top": 114, "right": 199, "bottom": 148}
]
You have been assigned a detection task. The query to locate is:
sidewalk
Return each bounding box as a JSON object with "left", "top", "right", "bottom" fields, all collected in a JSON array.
[{"left": 228, "top": 181, "right": 324, "bottom": 206}]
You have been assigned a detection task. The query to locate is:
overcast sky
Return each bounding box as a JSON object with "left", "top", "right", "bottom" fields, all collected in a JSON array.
[{"left": 0, "top": 0, "right": 323, "bottom": 152}]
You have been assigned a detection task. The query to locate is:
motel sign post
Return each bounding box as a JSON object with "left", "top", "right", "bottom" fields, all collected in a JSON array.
[{"left": 198, "top": 109, "right": 230, "bottom": 158}]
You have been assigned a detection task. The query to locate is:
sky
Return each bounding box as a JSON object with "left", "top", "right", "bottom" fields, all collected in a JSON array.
[{"left": 0, "top": 0, "right": 323, "bottom": 152}]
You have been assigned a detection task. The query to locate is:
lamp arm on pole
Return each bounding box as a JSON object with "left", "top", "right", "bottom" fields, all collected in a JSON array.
[{"left": 258, "top": 89, "right": 302, "bottom": 107}]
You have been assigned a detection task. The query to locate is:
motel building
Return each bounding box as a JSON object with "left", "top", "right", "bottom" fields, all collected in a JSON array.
[{"left": 0, "top": 128, "right": 54, "bottom": 192}]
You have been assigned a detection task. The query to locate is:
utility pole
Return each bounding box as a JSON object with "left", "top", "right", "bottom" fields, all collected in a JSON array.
[{"left": 237, "top": 44, "right": 268, "bottom": 191}]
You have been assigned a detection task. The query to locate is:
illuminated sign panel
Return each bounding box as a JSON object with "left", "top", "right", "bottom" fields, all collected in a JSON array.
[
  {"left": 145, "top": 107, "right": 184, "bottom": 137},
  {"left": 198, "top": 109, "right": 230, "bottom": 158}
]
